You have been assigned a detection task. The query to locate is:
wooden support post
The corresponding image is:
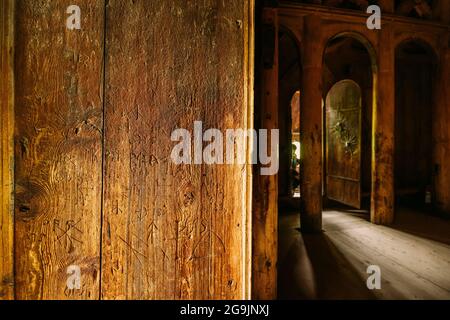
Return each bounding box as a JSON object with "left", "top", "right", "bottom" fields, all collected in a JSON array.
[
  {"left": 432, "top": 0, "right": 450, "bottom": 24},
  {"left": 371, "top": 27, "right": 395, "bottom": 225},
  {"left": 300, "top": 15, "right": 323, "bottom": 233},
  {"left": 0, "top": 0, "right": 14, "bottom": 301},
  {"left": 252, "top": 7, "right": 278, "bottom": 300},
  {"left": 433, "top": 40, "right": 450, "bottom": 214}
]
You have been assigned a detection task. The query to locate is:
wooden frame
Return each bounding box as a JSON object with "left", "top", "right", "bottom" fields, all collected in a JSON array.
[{"left": 244, "top": 0, "right": 255, "bottom": 300}]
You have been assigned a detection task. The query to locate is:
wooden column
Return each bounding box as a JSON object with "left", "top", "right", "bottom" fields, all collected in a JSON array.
[
  {"left": 433, "top": 39, "right": 450, "bottom": 214},
  {"left": 300, "top": 15, "right": 323, "bottom": 232},
  {"left": 0, "top": 0, "right": 14, "bottom": 300},
  {"left": 371, "top": 26, "right": 395, "bottom": 225},
  {"left": 252, "top": 7, "right": 278, "bottom": 300}
]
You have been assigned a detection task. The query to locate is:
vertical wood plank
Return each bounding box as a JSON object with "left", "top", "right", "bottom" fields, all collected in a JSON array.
[
  {"left": 0, "top": 0, "right": 15, "bottom": 301},
  {"left": 244, "top": 0, "right": 255, "bottom": 300},
  {"left": 252, "top": 8, "right": 278, "bottom": 300},
  {"left": 14, "top": 0, "right": 105, "bottom": 299},
  {"left": 371, "top": 26, "right": 395, "bottom": 225},
  {"left": 102, "top": 0, "right": 252, "bottom": 300}
]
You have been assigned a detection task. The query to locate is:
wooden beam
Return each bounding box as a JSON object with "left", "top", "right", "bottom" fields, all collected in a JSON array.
[
  {"left": 0, "top": 0, "right": 15, "bottom": 301},
  {"left": 300, "top": 14, "right": 323, "bottom": 232},
  {"left": 252, "top": 8, "right": 278, "bottom": 300},
  {"left": 371, "top": 26, "right": 395, "bottom": 225}
]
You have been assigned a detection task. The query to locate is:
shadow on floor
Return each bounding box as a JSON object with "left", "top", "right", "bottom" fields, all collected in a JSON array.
[
  {"left": 278, "top": 213, "right": 377, "bottom": 300},
  {"left": 278, "top": 205, "right": 450, "bottom": 300},
  {"left": 325, "top": 200, "right": 450, "bottom": 246},
  {"left": 391, "top": 206, "right": 450, "bottom": 246}
]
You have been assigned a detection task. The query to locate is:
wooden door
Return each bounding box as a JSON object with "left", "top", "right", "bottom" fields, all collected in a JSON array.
[
  {"left": 326, "top": 80, "right": 362, "bottom": 209},
  {"left": 11, "top": 0, "right": 254, "bottom": 300}
]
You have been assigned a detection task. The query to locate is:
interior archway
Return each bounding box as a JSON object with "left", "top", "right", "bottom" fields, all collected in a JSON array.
[
  {"left": 322, "top": 34, "right": 376, "bottom": 212},
  {"left": 395, "top": 39, "right": 438, "bottom": 211}
]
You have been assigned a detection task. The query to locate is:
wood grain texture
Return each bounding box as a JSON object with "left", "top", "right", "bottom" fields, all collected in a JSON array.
[
  {"left": 300, "top": 14, "right": 323, "bottom": 232},
  {"left": 252, "top": 8, "right": 278, "bottom": 300},
  {"left": 244, "top": 0, "right": 255, "bottom": 300},
  {"left": 14, "top": 0, "right": 104, "bottom": 299},
  {"left": 101, "top": 0, "right": 251, "bottom": 300},
  {"left": 326, "top": 80, "right": 362, "bottom": 209},
  {"left": 0, "top": 0, "right": 15, "bottom": 301},
  {"left": 371, "top": 27, "right": 394, "bottom": 225}
]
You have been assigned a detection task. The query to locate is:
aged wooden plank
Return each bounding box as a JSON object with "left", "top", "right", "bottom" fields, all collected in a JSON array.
[
  {"left": 244, "top": 0, "right": 255, "bottom": 300},
  {"left": 0, "top": 0, "right": 15, "bottom": 301},
  {"left": 14, "top": 0, "right": 104, "bottom": 299},
  {"left": 102, "top": 0, "right": 252, "bottom": 299},
  {"left": 326, "top": 80, "right": 362, "bottom": 209},
  {"left": 252, "top": 8, "right": 278, "bottom": 300}
]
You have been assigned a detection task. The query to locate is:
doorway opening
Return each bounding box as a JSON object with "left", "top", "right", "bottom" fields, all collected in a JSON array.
[
  {"left": 291, "top": 91, "right": 301, "bottom": 198},
  {"left": 395, "top": 39, "right": 437, "bottom": 211},
  {"left": 322, "top": 35, "right": 375, "bottom": 213},
  {"left": 278, "top": 27, "right": 302, "bottom": 212}
]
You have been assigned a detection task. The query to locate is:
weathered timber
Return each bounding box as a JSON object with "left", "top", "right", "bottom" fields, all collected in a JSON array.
[{"left": 14, "top": 0, "right": 104, "bottom": 299}]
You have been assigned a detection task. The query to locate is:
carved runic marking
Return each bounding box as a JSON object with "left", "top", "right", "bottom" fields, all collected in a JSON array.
[
  {"left": 54, "top": 219, "right": 83, "bottom": 250},
  {"left": 146, "top": 221, "right": 158, "bottom": 244}
]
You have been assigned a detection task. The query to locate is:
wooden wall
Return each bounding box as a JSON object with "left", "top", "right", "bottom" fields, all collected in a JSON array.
[
  {"left": 0, "top": 0, "right": 15, "bottom": 300},
  {"left": 7, "top": 0, "right": 254, "bottom": 300}
]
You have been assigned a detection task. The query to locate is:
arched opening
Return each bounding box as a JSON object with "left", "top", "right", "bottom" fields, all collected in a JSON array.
[
  {"left": 322, "top": 34, "right": 376, "bottom": 214},
  {"left": 276, "top": 26, "right": 303, "bottom": 298},
  {"left": 395, "top": 39, "right": 437, "bottom": 212},
  {"left": 278, "top": 27, "right": 302, "bottom": 211}
]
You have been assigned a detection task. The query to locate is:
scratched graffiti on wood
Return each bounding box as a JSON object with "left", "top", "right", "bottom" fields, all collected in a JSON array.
[
  {"left": 101, "top": 0, "right": 247, "bottom": 300},
  {"left": 10, "top": 0, "right": 250, "bottom": 300},
  {"left": 14, "top": 0, "right": 104, "bottom": 300}
]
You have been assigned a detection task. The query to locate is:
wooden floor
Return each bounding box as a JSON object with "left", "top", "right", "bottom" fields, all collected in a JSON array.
[{"left": 278, "top": 207, "right": 450, "bottom": 300}]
